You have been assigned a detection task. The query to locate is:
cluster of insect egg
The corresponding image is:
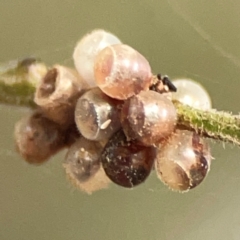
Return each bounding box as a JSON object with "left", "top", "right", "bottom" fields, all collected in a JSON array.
[{"left": 14, "top": 29, "right": 212, "bottom": 194}]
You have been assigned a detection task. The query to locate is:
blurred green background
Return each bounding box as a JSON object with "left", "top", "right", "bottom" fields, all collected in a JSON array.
[{"left": 1, "top": 1, "right": 240, "bottom": 239}]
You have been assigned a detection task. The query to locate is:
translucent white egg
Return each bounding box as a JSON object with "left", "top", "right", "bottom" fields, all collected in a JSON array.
[
  {"left": 73, "top": 29, "right": 121, "bottom": 87},
  {"left": 172, "top": 79, "right": 212, "bottom": 110}
]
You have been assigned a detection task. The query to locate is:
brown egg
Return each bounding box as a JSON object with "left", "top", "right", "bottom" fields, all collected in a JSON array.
[
  {"left": 75, "top": 87, "right": 122, "bottom": 141},
  {"left": 155, "top": 130, "right": 211, "bottom": 192},
  {"left": 121, "top": 90, "right": 177, "bottom": 146},
  {"left": 64, "top": 137, "right": 102, "bottom": 182},
  {"left": 63, "top": 131, "right": 110, "bottom": 195},
  {"left": 94, "top": 44, "right": 152, "bottom": 100},
  {"left": 34, "top": 65, "right": 89, "bottom": 127},
  {"left": 14, "top": 111, "right": 65, "bottom": 164}
]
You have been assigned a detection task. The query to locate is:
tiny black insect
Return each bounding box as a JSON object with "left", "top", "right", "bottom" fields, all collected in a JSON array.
[
  {"left": 157, "top": 74, "right": 177, "bottom": 92},
  {"left": 149, "top": 74, "right": 177, "bottom": 93}
]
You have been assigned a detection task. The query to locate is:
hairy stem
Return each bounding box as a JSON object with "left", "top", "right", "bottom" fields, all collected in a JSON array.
[
  {"left": 175, "top": 101, "right": 240, "bottom": 145},
  {"left": 1, "top": 58, "right": 240, "bottom": 146}
]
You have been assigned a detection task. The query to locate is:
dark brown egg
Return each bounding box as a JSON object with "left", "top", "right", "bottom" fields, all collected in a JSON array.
[{"left": 100, "top": 130, "right": 156, "bottom": 188}]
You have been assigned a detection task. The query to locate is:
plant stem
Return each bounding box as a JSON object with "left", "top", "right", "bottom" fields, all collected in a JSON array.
[
  {"left": 175, "top": 101, "right": 240, "bottom": 145},
  {"left": 0, "top": 58, "right": 47, "bottom": 107},
  {"left": 1, "top": 58, "right": 240, "bottom": 145}
]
